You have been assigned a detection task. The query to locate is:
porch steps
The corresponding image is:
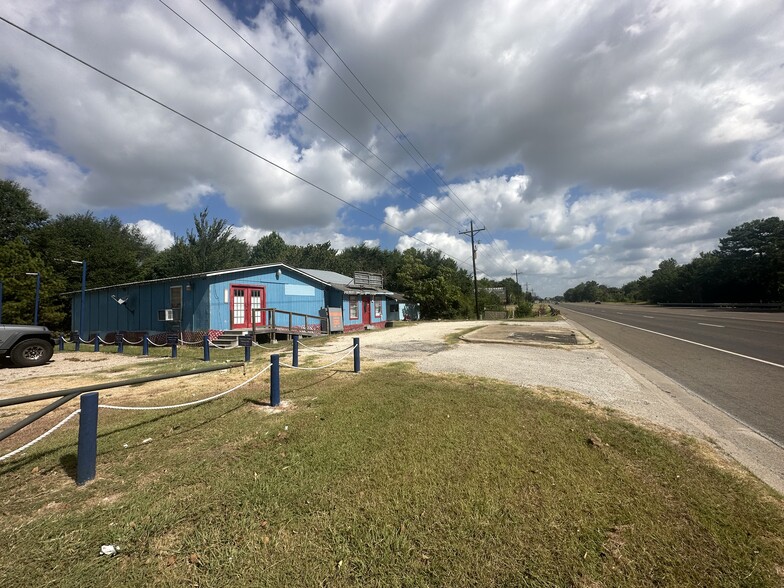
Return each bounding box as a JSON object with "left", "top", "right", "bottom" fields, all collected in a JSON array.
[{"left": 213, "top": 329, "right": 249, "bottom": 347}]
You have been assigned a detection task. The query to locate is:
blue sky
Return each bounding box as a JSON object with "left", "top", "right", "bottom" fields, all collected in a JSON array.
[{"left": 1, "top": 0, "right": 782, "bottom": 296}]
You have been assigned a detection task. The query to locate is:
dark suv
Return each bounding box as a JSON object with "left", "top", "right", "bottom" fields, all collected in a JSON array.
[{"left": 0, "top": 324, "right": 55, "bottom": 367}]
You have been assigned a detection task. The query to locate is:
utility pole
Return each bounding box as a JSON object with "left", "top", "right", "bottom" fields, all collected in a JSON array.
[{"left": 459, "top": 220, "right": 485, "bottom": 320}]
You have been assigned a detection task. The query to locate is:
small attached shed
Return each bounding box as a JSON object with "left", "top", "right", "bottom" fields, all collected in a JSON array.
[
  {"left": 69, "top": 264, "right": 395, "bottom": 340},
  {"left": 386, "top": 293, "right": 420, "bottom": 321}
]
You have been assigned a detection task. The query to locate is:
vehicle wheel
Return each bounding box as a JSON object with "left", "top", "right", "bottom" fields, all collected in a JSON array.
[{"left": 10, "top": 338, "right": 54, "bottom": 367}]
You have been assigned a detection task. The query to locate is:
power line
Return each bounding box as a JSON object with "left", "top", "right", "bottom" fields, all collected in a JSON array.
[
  {"left": 280, "top": 0, "right": 519, "bottom": 277},
  {"left": 156, "top": 0, "right": 463, "bottom": 232},
  {"left": 0, "top": 15, "right": 473, "bottom": 271},
  {"left": 194, "top": 0, "right": 466, "bottom": 232}
]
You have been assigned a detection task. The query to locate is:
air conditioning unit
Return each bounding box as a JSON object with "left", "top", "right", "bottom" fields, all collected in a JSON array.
[{"left": 158, "top": 308, "right": 179, "bottom": 322}]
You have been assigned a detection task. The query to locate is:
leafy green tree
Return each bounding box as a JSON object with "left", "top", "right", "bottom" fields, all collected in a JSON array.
[
  {"left": 0, "top": 179, "right": 49, "bottom": 243},
  {"left": 34, "top": 213, "right": 156, "bottom": 290},
  {"left": 0, "top": 238, "right": 66, "bottom": 326},
  {"left": 249, "top": 232, "right": 290, "bottom": 265},
  {"left": 336, "top": 244, "right": 402, "bottom": 287},
  {"left": 717, "top": 217, "right": 783, "bottom": 302},
  {"left": 144, "top": 209, "right": 251, "bottom": 278},
  {"left": 396, "top": 249, "right": 466, "bottom": 319}
]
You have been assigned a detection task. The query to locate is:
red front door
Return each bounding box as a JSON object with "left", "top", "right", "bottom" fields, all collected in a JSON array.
[
  {"left": 230, "top": 285, "right": 265, "bottom": 329},
  {"left": 362, "top": 296, "right": 372, "bottom": 325}
]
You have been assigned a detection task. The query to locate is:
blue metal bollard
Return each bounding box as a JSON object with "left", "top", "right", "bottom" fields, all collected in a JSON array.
[
  {"left": 76, "top": 392, "right": 99, "bottom": 485},
  {"left": 59, "top": 336, "right": 65, "bottom": 351},
  {"left": 142, "top": 336, "right": 149, "bottom": 356},
  {"left": 270, "top": 354, "right": 280, "bottom": 406},
  {"left": 117, "top": 334, "right": 124, "bottom": 354},
  {"left": 75, "top": 331, "right": 80, "bottom": 352},
  {"left": 203, "top": 335, "right": 210, "bottom": 362},
  {"left": 292, "top": 335, "right": 299, "bottom": 368},
  {"left": 245, "top": 344, "right": 251, "bottom": 363},
  {"left": 93, "top": 337, "right": 100, "bottom": 352},
  {"left": 353, "top": 337, "right": 360, "bottom": 373},
  {"left": 171, "top": 342, "right": 177, "bottom": 358}
]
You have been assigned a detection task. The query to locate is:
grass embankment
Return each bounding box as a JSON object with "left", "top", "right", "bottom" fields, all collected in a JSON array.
[{"left": 1, "top": 356, "right": 782, "bottom": 587}]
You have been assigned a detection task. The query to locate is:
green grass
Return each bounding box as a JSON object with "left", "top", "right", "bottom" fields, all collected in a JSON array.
[{"left": 1, "top": 360, "right": 782, "bottom": 587}]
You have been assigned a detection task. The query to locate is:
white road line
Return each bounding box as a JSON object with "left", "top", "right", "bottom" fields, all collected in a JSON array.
[
  {"left": 643, "top": 315, "right": 655, "bottom": 319},
  {"left": 565, "top": 308, "right": 784, "bottom": 369},
  {"left": 698, "top": 323, "right": 725, "bottom": 328}
]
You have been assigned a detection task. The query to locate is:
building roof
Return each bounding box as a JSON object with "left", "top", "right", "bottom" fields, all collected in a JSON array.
[
  {"left": 66, "top": 263, "right": 329, "bottom": 294},
  {"left": 296, "top": 268, "right": 352, "bottom": 285},
  {"left": 66, "top": 263, "right": 393, "bottom": 296},
  {"left": 296, "top": 268, "right": 393, "bottom": 296}
]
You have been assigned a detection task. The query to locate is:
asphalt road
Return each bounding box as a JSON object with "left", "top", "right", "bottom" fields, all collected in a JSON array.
[{"left": 559, "top": 303, "right": 784, "bottom": 447}]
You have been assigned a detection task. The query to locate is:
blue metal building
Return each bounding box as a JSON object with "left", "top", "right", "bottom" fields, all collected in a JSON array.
[{"left": 69, "top": 264, "right": 393, "bottom": 340}]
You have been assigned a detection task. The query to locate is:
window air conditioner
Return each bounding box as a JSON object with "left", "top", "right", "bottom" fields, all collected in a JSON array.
[{"left": 158, "top": 309, "right": 176, "bottom": 321}]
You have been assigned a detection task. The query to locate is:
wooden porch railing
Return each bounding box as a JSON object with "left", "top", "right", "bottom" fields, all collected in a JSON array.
[{"left": 252, "top": 308, "right": 324, "bottom": 336}]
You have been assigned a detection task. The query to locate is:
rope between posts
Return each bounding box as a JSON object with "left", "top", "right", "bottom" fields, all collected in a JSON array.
[
  {"left": 97, "top": 335, "right": 113, "bottom": 345},
  {"left": 98, "top": 363, "right": 272, "bottom": 411},
  {"left": 147, "top": 339, "right": 168, "bottom": 347},
  {"left": 297, "top": 341, "right": 356, "bottom": 355},
  {"left": 122, "top": 337, "right": 144, "bottom": 345},
  {"left": 0, "top": 409, "right": 81, "bottom": 462},
  {"left": 209, "top": 341, "right": 238, "bottom": 349},
  {"left": 251, "top": 341, "right": 279, "bottom": 350},
  {"left": 178, "top": 339, "right": 203, "bottom": 346},
  {"left": 78, "top": 336, "right": 95, "bottom": 344},
  {"left": 280, "top": 344, "right": 357, "bottom": 370}
]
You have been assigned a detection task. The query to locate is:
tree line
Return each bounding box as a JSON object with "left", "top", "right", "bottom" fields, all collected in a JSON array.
[
  {"left": 562, "top": 218, "right": 784, "bottom": 303},
  {"left": 1, "top": 179, "right": 531, "bottom": 327}
]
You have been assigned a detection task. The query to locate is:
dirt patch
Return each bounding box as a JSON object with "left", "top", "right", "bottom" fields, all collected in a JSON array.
[{"left": 0, "top": 352, "right": 160, "bottom": 394}]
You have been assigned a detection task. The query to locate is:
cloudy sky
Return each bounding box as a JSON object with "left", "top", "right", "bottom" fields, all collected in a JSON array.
[{"left": 1, "top": 0, "right": 782, "bottom": 296}]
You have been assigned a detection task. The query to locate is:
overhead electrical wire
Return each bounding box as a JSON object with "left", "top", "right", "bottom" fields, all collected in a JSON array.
[
  {"left": 0, "top": 15, "right": 478, "bottom": 273},
  {"left": 279, "top": 0, "right": 519, "bottom": 277},
  {"left": 273, "top": 0, "right": 471, "bottom": 216},
  {"left": 193, "top": 0, "right": 466, "bottom": 233},
  {"left": 156, "top": 0, "right": 462, "bottom": 232}
]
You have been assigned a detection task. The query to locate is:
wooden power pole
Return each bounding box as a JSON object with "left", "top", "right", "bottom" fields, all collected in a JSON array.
[{"left": 460, "top": 220, "right": 485, "bottom": 320}]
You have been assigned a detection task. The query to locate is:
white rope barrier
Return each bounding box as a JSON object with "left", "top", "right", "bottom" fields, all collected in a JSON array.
[
  {"left": 0, "top": 409, "right": 81, "bottom": 463},
  {"left": 78, "top": 336, "right": 95, "bottom": 344},
  {"left": 297, "top": 341, "right": 356, "bottom": 355},
  {"left": 280, "top": 345, "right": 357, "bottom": 370},
  {"left": 98, "top": 363, "right": 272, "bottom": 411},
  {"left": 178, "top": 338, "right": 203, "bottom": 346},
  {"left": 147, "top": 339, "right": 169, "bottom": 347},
  {"left": 209, "top": 341, "right": 239, "bottom": 350},
  {"left": 251, "top": 341, "right": 279, "bottom": 350},
  {"left": 122, "top": 337, "right": 144, "bottom": 345},
  {"left": 97, "top": 335, "right": 113, "bottom": 345}
]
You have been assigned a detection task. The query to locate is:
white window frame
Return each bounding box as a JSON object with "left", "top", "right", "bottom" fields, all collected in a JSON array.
[{"left": 349, "top": 295, "right": 359, "bottom": 320}]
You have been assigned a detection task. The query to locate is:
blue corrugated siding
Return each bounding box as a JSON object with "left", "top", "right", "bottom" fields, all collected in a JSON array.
[
  {"left": 72, "top": 279, "right": 203, "bottom": 335},
  {"left": 342, "top": 294, "right": 387, "bottom": 327},
  {"left": 208, "top": 268, "right": 327, "bottom": 331}
]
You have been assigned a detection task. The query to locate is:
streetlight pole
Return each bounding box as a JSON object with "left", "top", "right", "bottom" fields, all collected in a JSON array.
[
  {"left": 25, "top": 272, "right": 41, "bottom": 325},
  {"left": 71, "top": 260, "right": 87, "bottom": 338}
]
